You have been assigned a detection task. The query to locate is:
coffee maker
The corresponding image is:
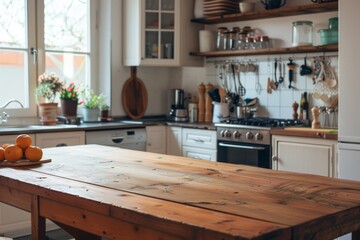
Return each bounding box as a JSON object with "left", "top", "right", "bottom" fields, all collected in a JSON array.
[{"left": 168, "top": 89, "right": 188, "bottom": 122}]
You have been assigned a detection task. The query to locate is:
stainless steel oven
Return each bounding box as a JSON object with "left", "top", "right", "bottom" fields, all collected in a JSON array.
[
  {"left": 216, "top": 126, "right": 271, "bottom": 168},
  {"left": 215, "top": 118, "right": 305, "bottom": 169}
]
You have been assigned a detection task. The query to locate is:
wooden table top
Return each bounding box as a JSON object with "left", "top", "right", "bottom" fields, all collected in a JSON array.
[{"left": 0, "top": 144, "right": 359, "bottom": 240}]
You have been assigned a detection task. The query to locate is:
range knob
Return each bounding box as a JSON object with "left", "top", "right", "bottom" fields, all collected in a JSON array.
[
  {"left": 224, "top": 130, "right": 232, "bottom": 138},
  {"left": 233, "top": 131, "right": 241, "bottom": 139},
  {"left": 254, "top": 132, "right": 263, "bottom": 141},
  {"left": 246, "top": 132, "right": 254, "bottom": 140}
]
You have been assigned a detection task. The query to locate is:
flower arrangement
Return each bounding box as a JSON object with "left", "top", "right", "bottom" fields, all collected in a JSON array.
[
  {"left": 80, "top": 87, "right": 105, "bottom": 109},
  {"left": 60, "top": 82, "right": 79, "bottom": 101},
  {"left": 36, "top": 72, "right": 64, "bottom": 103}
]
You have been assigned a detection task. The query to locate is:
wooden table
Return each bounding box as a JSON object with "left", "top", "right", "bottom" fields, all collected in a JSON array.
[{"left": 0, "top": 145, "right": 359, "bottom": 240}]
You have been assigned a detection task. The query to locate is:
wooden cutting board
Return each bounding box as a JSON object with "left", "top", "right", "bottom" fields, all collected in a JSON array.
[
  {"left": 284, "top": 127, "right": 338, "bottom": 133},
  {"left": 121, "top": 67, "right": 148, "bottom": 120},
  {"left": 0, "top": 159, "right": 51, "bottom": 168}
]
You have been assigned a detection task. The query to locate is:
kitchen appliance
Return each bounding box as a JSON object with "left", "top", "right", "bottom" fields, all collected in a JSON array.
[
  {"left": 339, "top": 2, "right": 360, "bottom": 239},
  {"left": 85, "top": 128, "right": 146, "bottom": 151},
  {"left": 167, "top": 89, "right": 188, "bottom": 122},
  {"left": 216, "top": 118, "right": 305, "bottom": 168}
]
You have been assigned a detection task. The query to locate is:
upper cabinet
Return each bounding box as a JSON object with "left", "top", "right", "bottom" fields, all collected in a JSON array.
[
  {"left": 123, "top": 0, "right": 203, "bottom": 67},
  {"left": 190, "top": 2, "right": 338, "bottom": 58}
]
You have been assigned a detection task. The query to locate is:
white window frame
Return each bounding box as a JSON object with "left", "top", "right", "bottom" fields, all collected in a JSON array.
[{"left": 3, "top": 0, "right": 98, "bottom": 118}]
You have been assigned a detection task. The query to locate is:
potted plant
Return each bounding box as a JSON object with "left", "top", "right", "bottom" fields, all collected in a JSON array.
[
  {"left": 80, "top": 87, "right": 105, "bottom": 122},
  {"left": 60, "top": 82, "right": 79, "bottom": 117},
  {"left": 36, "top": 72, "right": 64, "bottom": 125},
  {"left": 100, "top": 104, "right": 110, "bottom": 121}
]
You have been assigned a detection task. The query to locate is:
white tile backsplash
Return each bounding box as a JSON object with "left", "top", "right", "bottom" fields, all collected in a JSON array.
[{"left": 179, "top": 55, "right": 338, "bottom": 120}]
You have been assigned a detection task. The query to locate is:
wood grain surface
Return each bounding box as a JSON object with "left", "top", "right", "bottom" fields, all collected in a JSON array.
[
  {"left": 0, "top": 144, "right": 359, "bottom": 240},
  {"left": 121, "top": 66, "right": 148, "bottom": 120}
]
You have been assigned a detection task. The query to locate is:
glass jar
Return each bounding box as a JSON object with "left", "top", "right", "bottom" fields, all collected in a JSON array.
[
  {"left": 216, "top": 27, "right": 228, "bottom": 50},
  {"left": 237, "top": 33, "right": 246, "bottom": 50},
  {"left": 259, "top": 36, "right": 270, "bottom": 49},
  {"left": 245, "top": 37, "right": 255, "bottom": 50},
  {"left": 292, "top": 21, "right": 313, "bottom": 47}
]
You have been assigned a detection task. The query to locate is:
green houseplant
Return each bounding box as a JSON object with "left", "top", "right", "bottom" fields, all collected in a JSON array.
[{"left": 80, "top": 87, "right": 105, "bottom": 122}]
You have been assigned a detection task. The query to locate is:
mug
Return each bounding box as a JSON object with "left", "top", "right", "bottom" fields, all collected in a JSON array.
[{"left": 261, "top": 0, "right": 286, "bottom": 10}]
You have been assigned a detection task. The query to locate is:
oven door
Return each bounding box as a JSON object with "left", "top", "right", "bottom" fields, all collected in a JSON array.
[{"left": 217, "top": 141, "right": 271, "bottom": 168}]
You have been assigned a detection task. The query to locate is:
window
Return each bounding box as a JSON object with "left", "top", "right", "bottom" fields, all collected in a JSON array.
[{"left": 0, "top": 0, "right": 95, "bottom": 117}]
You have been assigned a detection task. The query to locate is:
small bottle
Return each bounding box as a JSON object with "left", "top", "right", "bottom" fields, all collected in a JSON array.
[
  {"left": 299, "top": 93, "right": 304, "bottom": 120},
  {"left": 302, "top": 92, "right": 309, "bottom": 120}
]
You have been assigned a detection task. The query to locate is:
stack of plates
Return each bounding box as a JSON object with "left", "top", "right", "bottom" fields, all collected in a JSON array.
[{"left": 203, "top": 0, "right": 239, "bottom": 16}]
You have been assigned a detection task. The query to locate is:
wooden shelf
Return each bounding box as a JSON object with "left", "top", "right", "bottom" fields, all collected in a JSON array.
[
  {"left": 191, "top": 2, "right": 338, "bottom": 24},
  {"left": 190, "top": 44, "right": 338, "bottom": 58}
]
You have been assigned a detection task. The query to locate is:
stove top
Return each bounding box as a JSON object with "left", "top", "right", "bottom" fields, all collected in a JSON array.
[
  {"left": 215, "top": 118, "right": 307, "bottom": 145},
  {"left": 216, "top": 117, "right": 306, "bottom": 129}
]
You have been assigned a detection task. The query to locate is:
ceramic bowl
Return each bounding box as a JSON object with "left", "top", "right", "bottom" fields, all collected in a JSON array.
[{"left": 239, "top": 2, "right": 255, "bottom": 13}]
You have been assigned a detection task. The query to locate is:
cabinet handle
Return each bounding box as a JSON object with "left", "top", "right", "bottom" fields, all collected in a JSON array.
[
  {"left": 272, "top": 155, "right": 278, "bottom": 162},
  {"left": 194, "top": 138, "right": 204, "bottom": 143},
  {"left": 56, "top": 143, "right": 68, "bottom": 147}
]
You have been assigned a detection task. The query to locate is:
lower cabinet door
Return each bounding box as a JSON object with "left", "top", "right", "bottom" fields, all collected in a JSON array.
[{"left": 182, "top": 146, "right": 217, "bottom": 161}]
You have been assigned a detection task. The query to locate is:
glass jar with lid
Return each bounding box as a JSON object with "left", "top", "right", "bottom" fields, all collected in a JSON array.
[
  {"left": 292, "top": 21, "right": 313, "bottom": 47},
  {"left": 216, "top": 27, "right": 228, "bottom": 50}
]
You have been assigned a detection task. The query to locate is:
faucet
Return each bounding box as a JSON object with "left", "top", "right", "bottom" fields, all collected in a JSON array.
[
  {"left": 0, "top": 99, "right": 24, "bottom": 125},
  {"left": 1, "top": 99, "right": 24, "bottom": 109}
]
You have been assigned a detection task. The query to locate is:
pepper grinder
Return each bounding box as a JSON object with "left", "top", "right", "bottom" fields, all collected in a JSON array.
[
  {"left": 198, "top": 83, "right": 205, "bottom": 122},
  {"left": 292, "top": 101, "right": 299, "bottom": 120},
  {"left": 311, "top": 106, "right": 320, "bottom": 129},
  {"left": 205, "top": 83, "right": 214, "bottom": 123}
]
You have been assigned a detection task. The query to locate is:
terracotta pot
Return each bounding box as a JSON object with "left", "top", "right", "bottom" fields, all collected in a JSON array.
[
  {"left": 38, "top": 103, "right": 58, "bottom": 125},
  {"left": 61, "top": 99, "right": 78, "bottom": 117}
]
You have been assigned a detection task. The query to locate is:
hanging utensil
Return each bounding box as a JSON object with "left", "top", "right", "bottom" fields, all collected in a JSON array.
[
  {"left": 236, "top": 63, "right": 246, "bottom": 97},
  {"left": 287, "top": 58, "right": 296, "bottom": 89},
  {"left": 274, "top": 59, "right": 279, "bottom": 89},
  {"left": 267, "top": 77, "right": 272, "bottom": 94},
  {"left": 255, "top": 62, "right": 261, "bottom": 94},
  {"left": 325, "top": 60, "right": 337, "bottom": 88},
  {"left": 300, "top": 56, "right": 312, "bottom": 76},
  {"left": 278, "top": 59, "right": 284, "bottom": 84}
]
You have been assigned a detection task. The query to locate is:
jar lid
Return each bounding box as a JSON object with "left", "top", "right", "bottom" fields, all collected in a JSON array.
[
  {"left": 217, "top": 27, "right": 228, "bottom": 32},
  {"left": 260, "top": 36, "right": 269, "bottom": 41},
  {"left": 293, "top": 21, "right": 313, "bottom": 25}
]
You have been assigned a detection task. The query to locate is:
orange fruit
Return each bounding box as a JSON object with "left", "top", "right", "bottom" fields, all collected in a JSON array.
[
  {"left": 25, "top": 146, "right": 43, "bottom": 162},
  {"left": 2, "top": 143, "right": 10, "bottom": 149},
  {"left": 16, "top": 134, "right": 32, "bottom": 150},
  {"left": 0, "top": 147, "right": 5, "bottom": 162},
  {"left": 4, "top": 144, "right": 23, "bottom": 162}
]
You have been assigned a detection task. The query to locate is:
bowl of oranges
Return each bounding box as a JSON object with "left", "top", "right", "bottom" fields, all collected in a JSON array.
[{"left": 0, "top": 134, "right": 47, "bottom": 166}]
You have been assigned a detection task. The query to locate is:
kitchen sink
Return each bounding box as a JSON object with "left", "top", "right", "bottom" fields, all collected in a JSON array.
[{"left": 0, "top": 124, "right": 78, "bottom": 131}]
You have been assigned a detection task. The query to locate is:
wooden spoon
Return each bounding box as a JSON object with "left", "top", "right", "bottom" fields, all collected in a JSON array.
[{"left": 219, "top": 87, "right": 227, "bottom": 103}]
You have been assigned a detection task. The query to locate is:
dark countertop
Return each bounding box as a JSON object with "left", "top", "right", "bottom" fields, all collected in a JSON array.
[{"left": 0, "top": 118, "right": 216, "bottom": 135}]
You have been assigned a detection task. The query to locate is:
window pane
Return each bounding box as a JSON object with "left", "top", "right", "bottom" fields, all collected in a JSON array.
[
  {"left": 44, "top": 0, "right": 89, "bottom": 52},
  {"left": 0, "top": 50, "right": 28, "bottom": 108},
  {"left": 0, "top": 0, "right": 26, "bottom": 48},
  {"left": 45, "top": 52, "right": 89, "bottom": 86}
]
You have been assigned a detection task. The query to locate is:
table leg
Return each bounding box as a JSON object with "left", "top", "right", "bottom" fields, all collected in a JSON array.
[
  {"left": 31, "top": 196, "right": 46, "bottom": 240},
  {"left": 352, "top": 230, "right": 360, "bottom": 240}
]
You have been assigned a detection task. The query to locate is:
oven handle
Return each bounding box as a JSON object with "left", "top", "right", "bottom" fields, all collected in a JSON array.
[{"left": 218, "top": 142, "right": 267, "bottom": 151}]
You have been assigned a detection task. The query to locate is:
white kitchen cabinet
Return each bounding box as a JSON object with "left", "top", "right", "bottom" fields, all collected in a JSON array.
[
  {"left": 35, "top": 131, "right": 85, "bottom": 148},
  {"left": 123, "top": 0, "right": 202, "bottom": 67},
  {"left": 182, "top": 128, "right": 217, "bottom": 161},
  {"left": 166, "top": 126, "right": 182, "bottom": 156},
  {"left": 146, "top": 125, "right": 166, "bottom": 154},
  {"left": 182, "top": 146, "right": 217, "bottom": 161},
  {"left": 272, "top": 135, "right": 337, "bottom": 177}
]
